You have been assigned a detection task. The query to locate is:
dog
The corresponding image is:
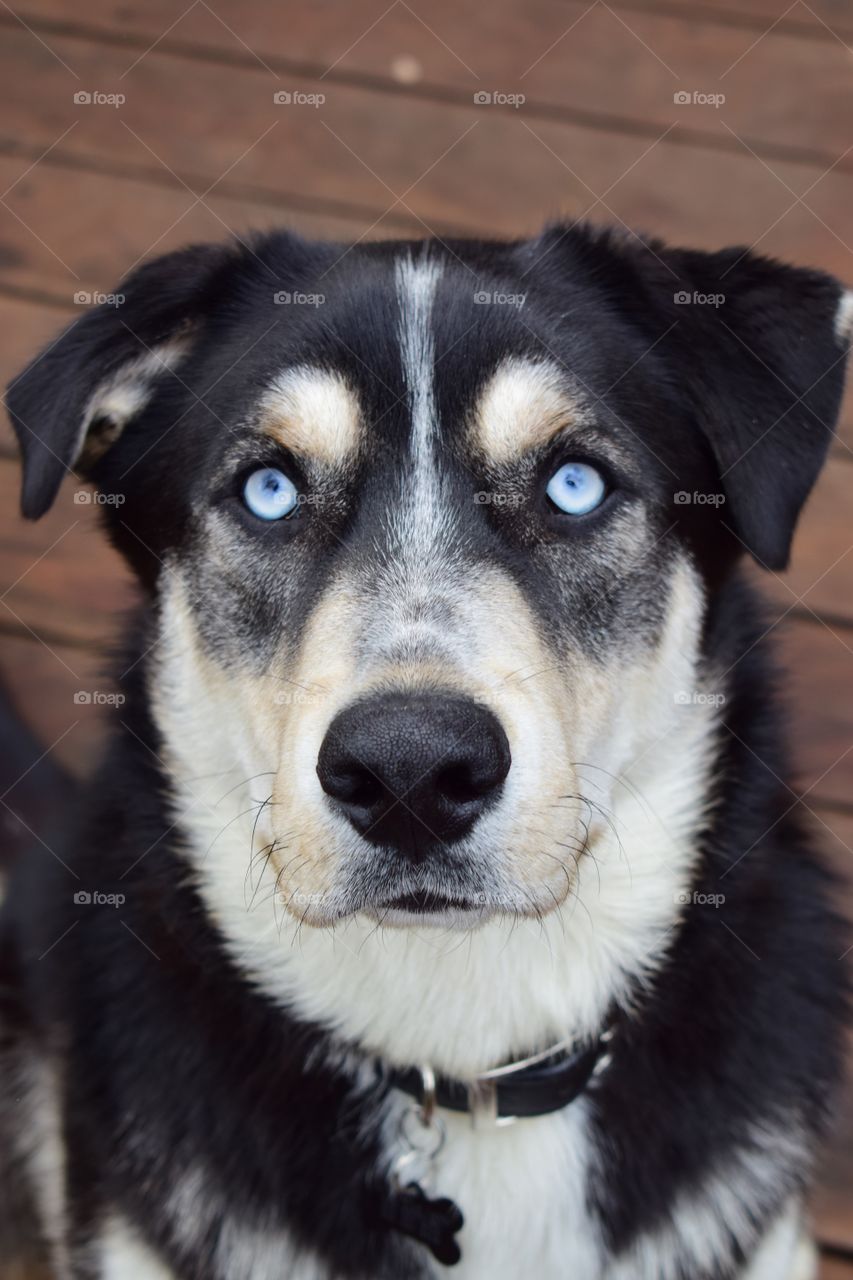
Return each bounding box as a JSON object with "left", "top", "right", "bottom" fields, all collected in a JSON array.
[{"left": 0, "top": 222, "right": 850, "bottom": 1279}]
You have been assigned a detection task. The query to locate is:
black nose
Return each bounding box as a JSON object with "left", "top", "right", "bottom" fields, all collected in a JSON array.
[{"left": 317, "top": 692, "right": 511, "bottom": 856}]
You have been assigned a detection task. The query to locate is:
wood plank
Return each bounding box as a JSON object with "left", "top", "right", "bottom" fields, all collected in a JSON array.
[
  {"left": 6, "top": 2, "right": 853, "bottom": 166},
  {"left": 815, "top": 1023, "right": 853, "bottom": 1255},
  {"left": 780, "top": 618, "right": 853, "bottom": 811},
  {"left": 3, "top": 26, "right": 853, "bottom": 277},
  {"left": 615, "top": 0, "right": 853, "bottom": 38},
  {"left": 0, "top": 459, "right": 133, "bottom": 645},
  {"left": 821, "top": 1256, "right": 853, "bottom": 1280},
  {"left": 0, "top": 151, "right": 414, "bottom": 307},
  {"left": 2, "top": 27, "right": 853, "bottom": 452},
  {"left": 2, "top": 36, "right": 853, "bottom": 447},
  {"left": 759, "top": 456, "right": 853, "bottom": 622},
  {"left": 0, "top": 28, "right": 488, "bottom": 236},
  {"left": 18, "top": 0, "right": 853, "bottom": 45},
  {"left": 0, "top": 294, "right": 73, "bottom": 453},
  {"left": 0, "top": 630, "right": 113, "bottom": 780},
  {"left": 0, "top": 291, "right": 72, "bottom": 387}
]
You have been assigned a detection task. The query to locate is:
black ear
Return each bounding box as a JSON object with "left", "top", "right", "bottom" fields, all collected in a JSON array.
[
  {"left": 578, "top": 230, "right": 852, "bottom": 570},
  {"left": 5, "top": 242, "right": 235, "bottom": 519}
]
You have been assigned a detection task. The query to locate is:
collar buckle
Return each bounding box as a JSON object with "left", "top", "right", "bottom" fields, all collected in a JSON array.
[{"left": 467, "top": 1076, "right": 508, "bottom": 1128}]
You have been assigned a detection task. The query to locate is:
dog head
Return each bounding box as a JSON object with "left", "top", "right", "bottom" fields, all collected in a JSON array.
[{"left": 9, "top": 226, "right": 851, "bottom": 934}]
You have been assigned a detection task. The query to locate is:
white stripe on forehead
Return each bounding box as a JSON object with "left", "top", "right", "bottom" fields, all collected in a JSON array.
[
  {"left": 392, "top": 254, "right": 456, "bottom": 555},
  {"left": 366, "top": 254, "right": 463, "bottom": 660},
  {"left": 396, "top": 254, "right": 442, "bottom": 472}
]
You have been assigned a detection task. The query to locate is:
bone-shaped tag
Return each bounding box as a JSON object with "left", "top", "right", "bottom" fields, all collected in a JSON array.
[{"left": 381, "top": 1182, "right": 464, "bottom": 1266}]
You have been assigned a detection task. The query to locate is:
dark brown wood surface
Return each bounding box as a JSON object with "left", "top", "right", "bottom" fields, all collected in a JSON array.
[{"left": 0, "top": 0, "right": 850, "bottom": 1269}]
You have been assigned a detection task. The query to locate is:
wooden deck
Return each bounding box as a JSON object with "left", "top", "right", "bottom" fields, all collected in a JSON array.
[{"left": 0, "top": 0, "right": 851, "bottom": 1271}]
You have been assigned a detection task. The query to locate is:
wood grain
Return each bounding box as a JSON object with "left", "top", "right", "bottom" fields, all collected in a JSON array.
[
  {"left": 0, "top": 459, "right": 134, "bottom": 645},
  {"left": 5, "top": 0, "right": 853, "bottom": 165},
  {"left": 2, "top": 25, "right": 853, "bottom": 271},
  {"left": 821, "top": 1256, "right": 853, "bottom": 1280}
]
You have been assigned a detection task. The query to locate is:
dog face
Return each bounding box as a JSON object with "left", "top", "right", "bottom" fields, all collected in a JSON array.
[{"left": 9, "top": 226, "right": 850, "bottom": 933}]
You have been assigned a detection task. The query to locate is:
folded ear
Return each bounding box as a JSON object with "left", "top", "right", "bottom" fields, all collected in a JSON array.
[
  {"left": 6, "top": 242, "right": 235, "bottom": 519},
  {"left": 577, "top": 230, "right": 852, "bottom": 570}
]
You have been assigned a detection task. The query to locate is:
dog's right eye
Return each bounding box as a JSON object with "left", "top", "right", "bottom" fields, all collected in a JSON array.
[
  {"left": 242, "top": 467, "right": 299, "bottom": 520},
  {"left": 545, "top": 461, "right": 607, "bottom": 516}
]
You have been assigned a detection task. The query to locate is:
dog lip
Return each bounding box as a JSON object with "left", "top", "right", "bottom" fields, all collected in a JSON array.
[{"left": 378, "top": 889, "right": 481, "bottom": 914}]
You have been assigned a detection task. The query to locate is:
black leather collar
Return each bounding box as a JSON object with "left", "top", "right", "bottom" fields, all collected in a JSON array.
[{"left": 389, "top": 1025, "right": 614, "bottom": 1122}]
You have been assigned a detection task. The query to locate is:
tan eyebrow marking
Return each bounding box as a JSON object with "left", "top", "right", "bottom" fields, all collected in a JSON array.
[
  {"left": 470, "top": 357, "right": 588, "bottom": 464},
  {"left": 257, "top": 367, "right": 361, "bottom": 463}
]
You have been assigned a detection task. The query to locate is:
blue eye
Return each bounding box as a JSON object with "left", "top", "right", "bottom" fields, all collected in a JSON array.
[
  {"left": 242, "top": 467, "right": 299, "bottom": 520},
  {"left": 545, "top": 462, "right": 607, "bottom": 516}
]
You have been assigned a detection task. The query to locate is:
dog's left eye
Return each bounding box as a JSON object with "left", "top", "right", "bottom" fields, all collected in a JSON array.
[
  {"left": 242, "top": 467, "right": 299, "bottom": 520},
  {"left": 546, "top": 462, "right": 606, "bottom": 516}
]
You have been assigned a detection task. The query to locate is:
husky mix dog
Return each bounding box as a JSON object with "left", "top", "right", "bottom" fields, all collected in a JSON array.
[{"left": 0, "top": 223, "right": 850, "bottom": 1279}]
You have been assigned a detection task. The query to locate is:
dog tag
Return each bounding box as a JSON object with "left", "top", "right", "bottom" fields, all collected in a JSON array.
[
  {"left": 381, "top": 1182, "right": 464, "bottom": 1266},
  {"left": 383, "top": 1094, "right": 464, "bottom": 1264}
]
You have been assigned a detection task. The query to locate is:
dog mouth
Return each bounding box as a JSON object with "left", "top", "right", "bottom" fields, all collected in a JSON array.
[
  {"left": 380, "top": 890, "right": 483, "bottom": 914},
  {"left": 364, "top": 887, "right": 494, "bottom": 927}
]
